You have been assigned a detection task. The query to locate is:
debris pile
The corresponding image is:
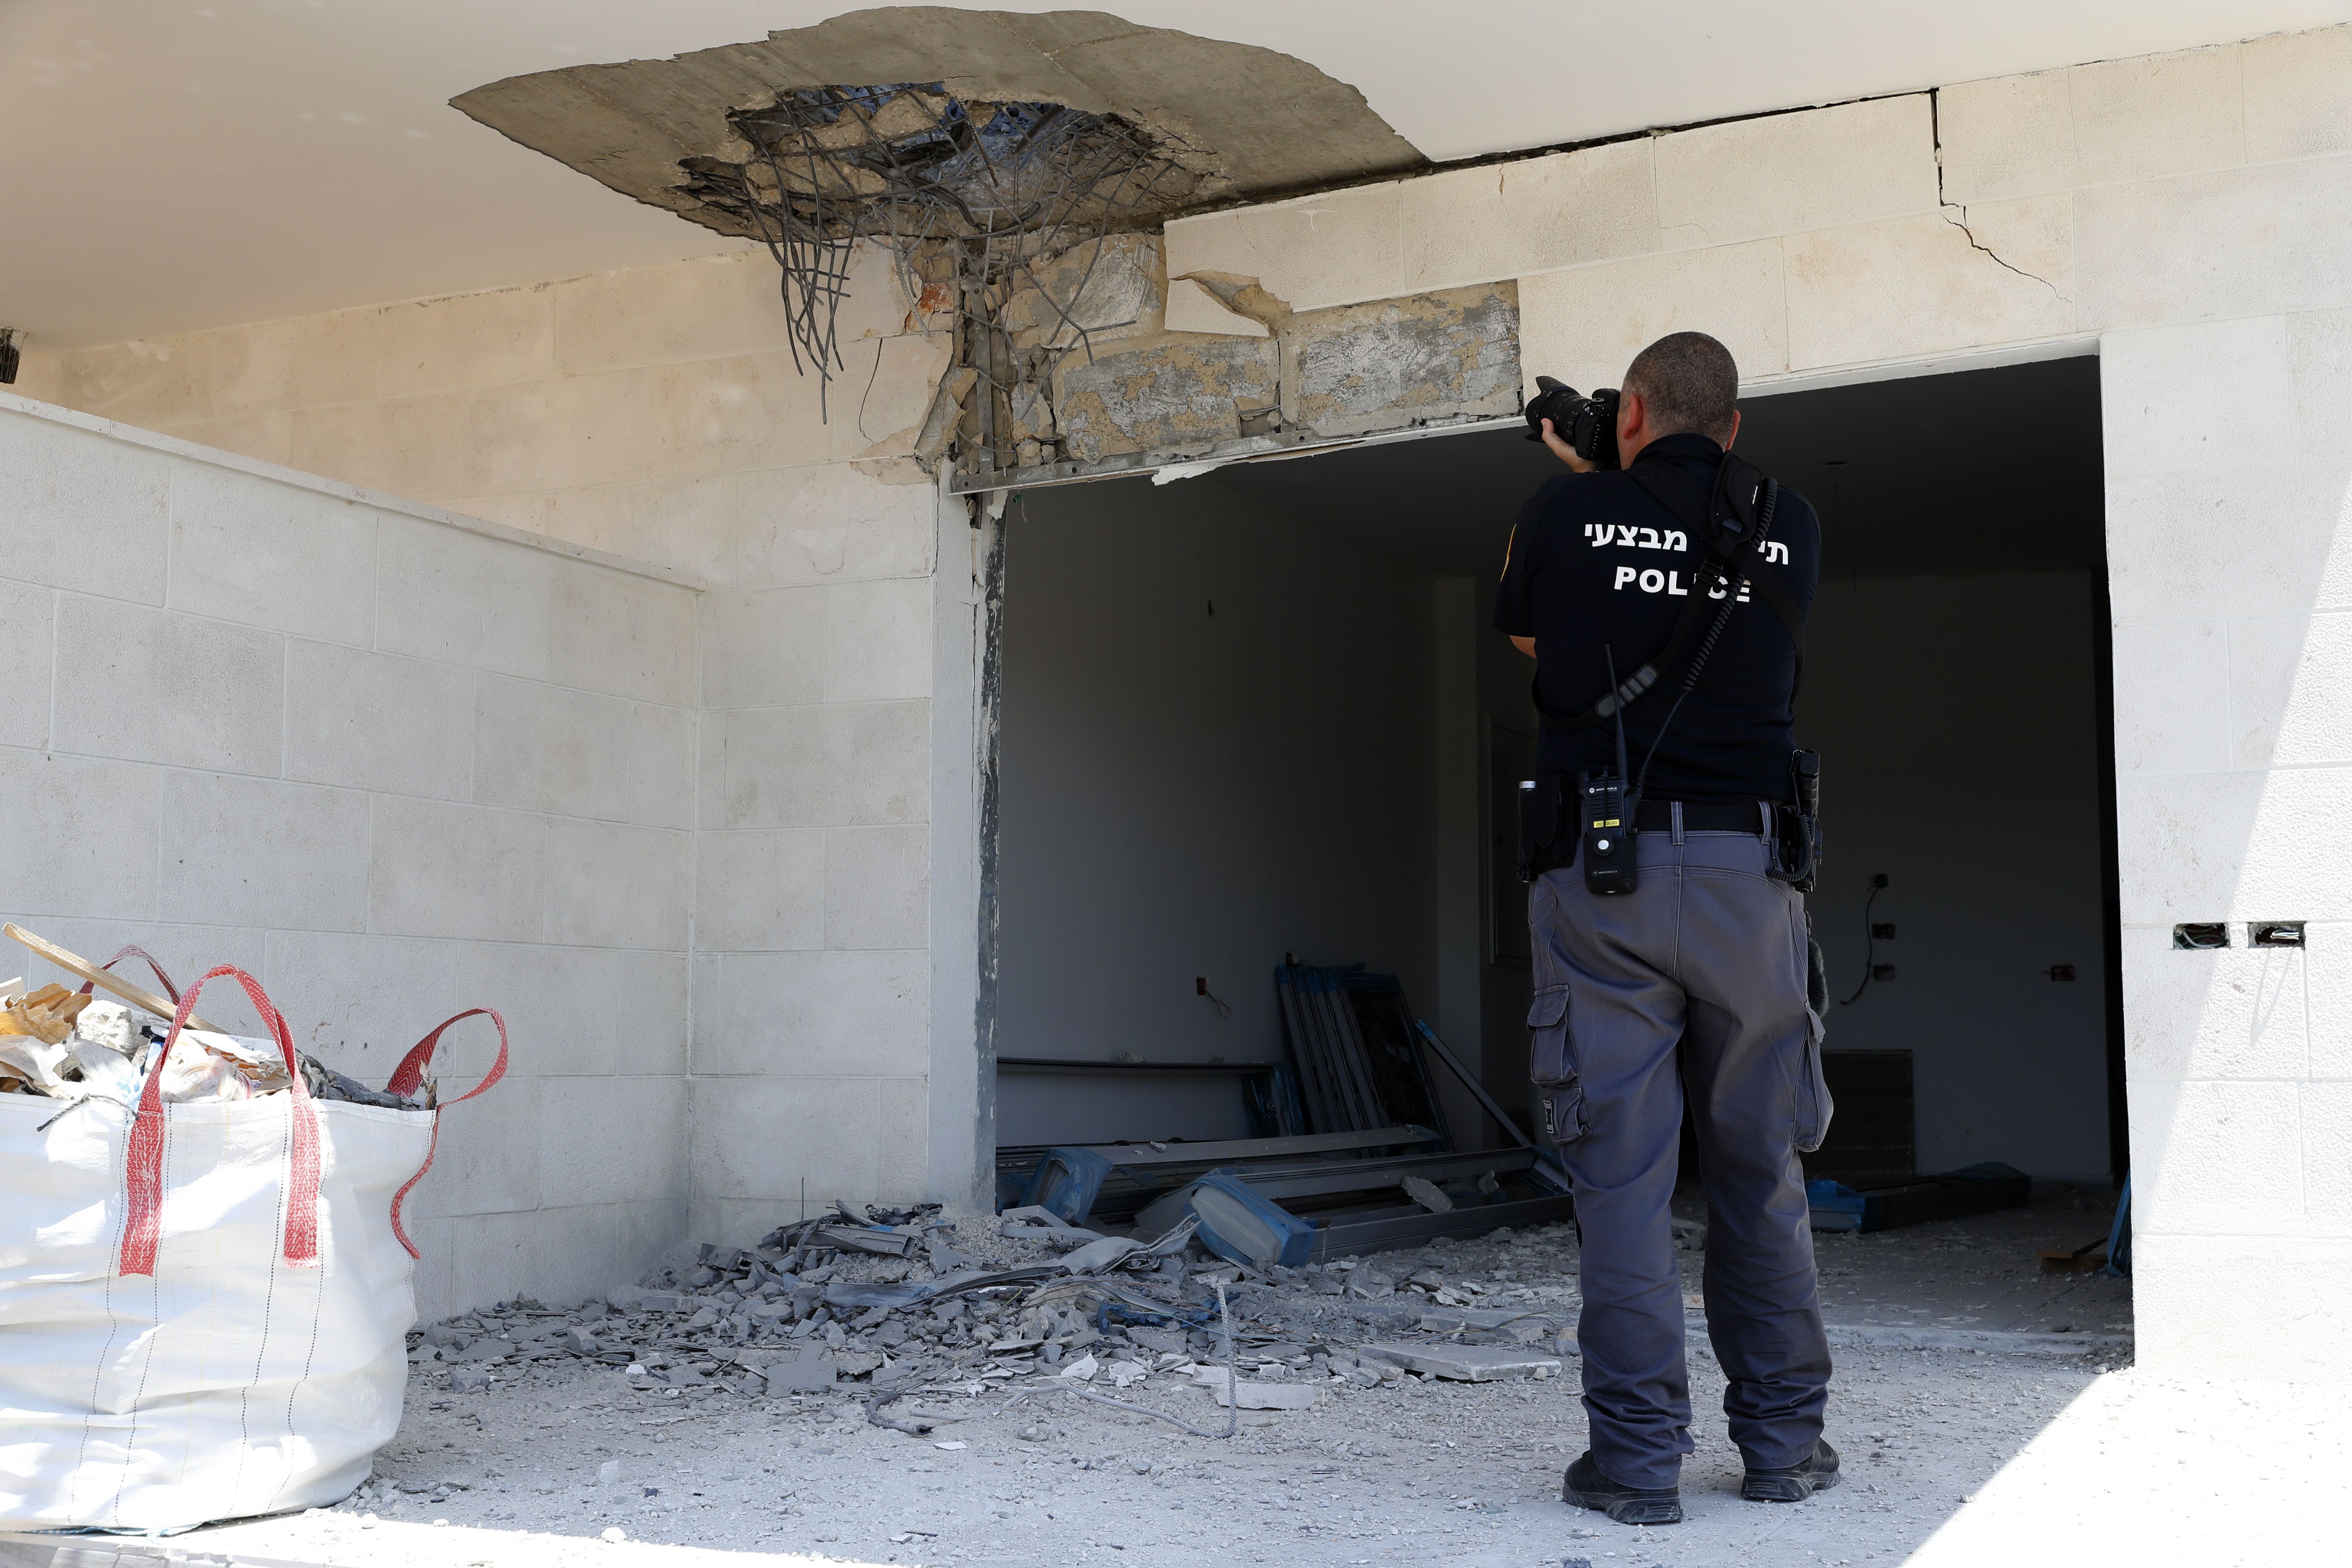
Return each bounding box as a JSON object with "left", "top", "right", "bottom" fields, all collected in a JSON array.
[{"left": 409, "top": 1205, "right": 1586, "bottom": 1430}]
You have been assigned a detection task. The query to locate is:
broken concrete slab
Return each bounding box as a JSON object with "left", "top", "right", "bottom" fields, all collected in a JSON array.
[
  {"left": 1055, "top": 334, "right": 1279, "bottom": 462},
  {"left": 1357, "top": 1340, "right": 1562, "bottom": 1382},
  {"left": 761, "top": 1350, "right": 838, "bottom": 1393},
  {"left": 1166, "top": 277, "right": 1270, "bottom": 338},
  {"left": 606, "top": 1287, "right": 686, "bottom": 1312},
  {"left": 1283, "top": 282, "right": 1521, "bottom": 438},
  {"left": 1193, "top": 1367, "right": 1320, "bottom": 1409},
  {"left": 1417, "top": 1306, "right": 1571, "bottom": 1338}
]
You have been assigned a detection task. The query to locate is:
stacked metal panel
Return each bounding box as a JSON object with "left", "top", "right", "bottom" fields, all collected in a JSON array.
[{"left": 1274, "top": 964, "right": 1449, "bottom": 1139}]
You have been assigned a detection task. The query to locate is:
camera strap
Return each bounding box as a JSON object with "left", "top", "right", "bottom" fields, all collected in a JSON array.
[{"left": 1536, "top": 452, "right": 1803, "bottom": 732}]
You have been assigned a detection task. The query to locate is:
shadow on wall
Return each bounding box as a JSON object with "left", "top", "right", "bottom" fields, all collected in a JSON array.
[{"left": 2103, "top": 320, "right": 2352, "bottom": 1382}]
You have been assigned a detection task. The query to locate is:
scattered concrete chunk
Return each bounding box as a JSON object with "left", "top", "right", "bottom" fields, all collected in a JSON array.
[
  {"left": 765, "top": 1351, "right": 838, "bottom": 1393},
  {"left": 1057, "top": 1236, "right": 1143, "bottom": 1274},
  {"left": 1403, "top": 1177, "right": 1454, "bottom": 1214},
  {"left": 1357, "top": 1340, "right": 1562, "bottom": 1382},
  {"left": 1194, "top": 1366, "right": 1319, "bottom": 1410},
  {"left": 609, "top": 1288, "right": 687, "bottom": 1313}
]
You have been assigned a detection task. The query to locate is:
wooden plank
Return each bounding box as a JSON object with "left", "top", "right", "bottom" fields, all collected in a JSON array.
[{"left": 4, "top": 924, "right": 222, "bottom": 1035}]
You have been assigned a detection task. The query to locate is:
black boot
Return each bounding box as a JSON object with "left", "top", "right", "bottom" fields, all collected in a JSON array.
[
  {"left": 1742, "top": 1438, "right": 1841, "bottom": 1502},
  {"left": 1562, "top": 1452, "right": 1682, "bottom": 1526}
]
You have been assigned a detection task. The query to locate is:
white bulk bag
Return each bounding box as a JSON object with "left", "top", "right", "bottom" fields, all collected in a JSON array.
[{"left": 0, "top": 965, "right": 504, "bottom": 1532}]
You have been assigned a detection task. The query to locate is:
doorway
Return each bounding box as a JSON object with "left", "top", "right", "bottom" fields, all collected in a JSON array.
[{"left": 987, "top": 354, "right": 2122, "bottom": 1223}]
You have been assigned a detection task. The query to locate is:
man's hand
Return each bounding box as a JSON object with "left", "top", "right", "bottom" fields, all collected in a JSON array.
[{"left": 1540, "top": 418, "right": 1596, "bottom": 473}]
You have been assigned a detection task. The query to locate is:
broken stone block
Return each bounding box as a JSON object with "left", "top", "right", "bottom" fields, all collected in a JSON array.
[
  {"left": 610, "top": 1288, "right": 687, "bottom": 1313},
  {"left": 1283, "top": 282, "right": 1521, "bottom": 439},
  {"left": 560, "top": 1326, "right": 598, "bottom": 1354},
  {"left": 1165, "top": 277, "right": 1270, "bottom": 338},
  {"left": 1356, "top": 1340, "right": 1562, "bottom": 1382},
  {"left": 1194, "top": 1368, "right": 1318, "bottom": 1410},
  {"left": 447, "top": 1369, "right": 492, "bottom": 1393},
  {"left": 766, "top": 1351, "right": 838, "bottom": 1393},
  {"left": 1056, "top": 335, "right": 1279, "bottom": 463},
  {"left": 449, "top": 1338, "right": 513, "bottom": 1364},
  {"left": 1125, "top": 1326, "right": 1188, "bottom": 1357}
]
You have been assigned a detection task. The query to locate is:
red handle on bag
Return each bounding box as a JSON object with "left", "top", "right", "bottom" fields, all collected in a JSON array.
[
  {"left": 385, "top": 1010, "right": 508, "bottom": 1259},
  {"left": 118, "top": 966, "right": 318, "bottom": 1277},
  {"left": 77, "top": 945, "right": 181, "bottom": 1004}
]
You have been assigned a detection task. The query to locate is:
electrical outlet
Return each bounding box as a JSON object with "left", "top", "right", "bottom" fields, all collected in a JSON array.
[
  {"left": 1870, "top": 964, "right": 1897, "bottom": 982},
  {"left": 1870, "top": 873, "right": 1889, "bottom": 889},
  {"left": 1870, "top": 923, "right": 1897, "bottom": 940},
  {"left": 2046, "top": 964, "right": 2077, "bottom": 982}
]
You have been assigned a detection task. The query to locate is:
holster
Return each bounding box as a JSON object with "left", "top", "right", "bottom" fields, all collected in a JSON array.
[{"left": 1515, "top": 775, "right": 1573, "bottom": 883}]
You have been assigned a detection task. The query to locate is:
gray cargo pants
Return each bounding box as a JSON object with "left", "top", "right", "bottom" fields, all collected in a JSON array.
[{"left": 1529, "top": 820, "right": 1833, "bottom": 1491}]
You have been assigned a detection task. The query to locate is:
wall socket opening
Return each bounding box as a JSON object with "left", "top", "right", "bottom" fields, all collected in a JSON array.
[
  {"left": 2249, "top": 922, "right": 2306, "bottom": 949},
  {"left": 2174, "top": 922, "right": 2230, "bottom": 949}
]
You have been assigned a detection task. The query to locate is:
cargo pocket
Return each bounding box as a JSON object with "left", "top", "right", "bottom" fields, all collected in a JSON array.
[
  {"left": 1793, "top": 1012, "right": 1834, "bottom": 1154},
  {"left": 1526, "top": 984, "right": 1587, "bottom": 1144}
]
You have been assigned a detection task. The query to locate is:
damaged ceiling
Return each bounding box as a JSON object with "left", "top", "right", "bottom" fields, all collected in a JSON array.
[
  {"left": 10, "top": 1, "right": 2348, "bottom": 349},
  {"left": 450, "top": 9, "right": 1429, "bottom": 241}
]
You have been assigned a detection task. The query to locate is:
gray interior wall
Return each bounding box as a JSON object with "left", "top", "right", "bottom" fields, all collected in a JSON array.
[
  {"left": 992, "top": 477, "right": 1439, "bottom": 1146},
  {"left": 1798, "top": 570, "right": 2113, "bottom": 1179},
  {"left": 1479, "top": 604, "right": 1542, "bottom": 1135}
]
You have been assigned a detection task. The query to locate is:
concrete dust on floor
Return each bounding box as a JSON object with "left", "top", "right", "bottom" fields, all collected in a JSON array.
[{"left": 178, "top": 1200, "right": 2163, "bottom": 1568}]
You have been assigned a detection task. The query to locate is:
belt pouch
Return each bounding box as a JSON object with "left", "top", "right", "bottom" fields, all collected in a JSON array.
[{"left": 1516, "top": 775, "right": 1562, "bottom": 882}]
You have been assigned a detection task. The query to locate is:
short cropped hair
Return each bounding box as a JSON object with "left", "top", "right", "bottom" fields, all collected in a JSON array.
[{"left": 1623, "top": 332, "right": 1739, "bottom": 444}]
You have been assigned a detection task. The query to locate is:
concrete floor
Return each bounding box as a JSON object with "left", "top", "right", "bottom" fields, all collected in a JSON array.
[{"left": 153, "top": 1192, "right": 2210, "bottom": 1568}]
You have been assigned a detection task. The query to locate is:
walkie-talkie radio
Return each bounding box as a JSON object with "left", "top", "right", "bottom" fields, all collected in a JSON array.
[{"left": 1578, "top": 772, "right": 1635, "bottom": 895}]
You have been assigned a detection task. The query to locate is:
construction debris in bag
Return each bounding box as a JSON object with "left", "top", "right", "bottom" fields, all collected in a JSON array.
[
  {"left": 0, "top": 980, "right": 433, "bottom": 1111},
  {"left": 0, "top": 981, "right": 91, "bottom": 1042}
]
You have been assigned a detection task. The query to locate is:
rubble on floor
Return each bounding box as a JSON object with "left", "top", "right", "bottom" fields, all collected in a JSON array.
[
  {"left": 239, "top": 1196, "right": 2148, "bottom": 1568},
  {"left": 406, "top": 1208, "right": 1594, "bottom": 1430}
]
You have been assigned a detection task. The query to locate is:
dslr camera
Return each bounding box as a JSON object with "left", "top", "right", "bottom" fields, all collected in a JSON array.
[{"left": 1522, "top": 376, "right": 1621, "bottom": 469}]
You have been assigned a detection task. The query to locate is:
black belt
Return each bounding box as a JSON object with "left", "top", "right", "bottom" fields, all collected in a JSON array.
[{"left": 1632, "top": 799, "right": 1767, "bottom": 833}]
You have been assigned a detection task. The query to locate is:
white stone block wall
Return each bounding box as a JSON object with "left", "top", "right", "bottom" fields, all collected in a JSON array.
[
  {"left": 12, "top": 245, "right": 971, "bottom": 1284},
  {"left": 0, "top": 395, "right": 698, "bottom": 1322}
]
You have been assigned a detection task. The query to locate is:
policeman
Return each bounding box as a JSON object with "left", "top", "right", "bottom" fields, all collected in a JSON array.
[{"left": 1494, "top": 332, "right": 1834, "bottom": 1527}]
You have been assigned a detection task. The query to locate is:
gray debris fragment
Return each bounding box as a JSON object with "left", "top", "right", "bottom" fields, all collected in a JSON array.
[
  {"left": 1357, "top": 1340, "right": 1561, "bottom": 1382},
  {"left": 1403, "top": 1177, "right": 1454, "bottom": 1214},
  {"left": 1057, "top": 1236, "right": 1144, "bottom": 1274}
]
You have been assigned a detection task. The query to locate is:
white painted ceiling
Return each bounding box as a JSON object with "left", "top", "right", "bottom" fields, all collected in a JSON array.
[{"left": 6, "top": 0, "right": 2347, "bottom": 349}]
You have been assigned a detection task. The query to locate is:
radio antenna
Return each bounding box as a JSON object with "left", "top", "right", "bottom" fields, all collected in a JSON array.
[{"left": 1605, "top": 645, "right": 1632, "bottom": 799}]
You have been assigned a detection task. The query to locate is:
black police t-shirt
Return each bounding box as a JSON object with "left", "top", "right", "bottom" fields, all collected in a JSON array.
[{"left": 1493, "top": 432, "right": 1820, "bottom": 804}]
